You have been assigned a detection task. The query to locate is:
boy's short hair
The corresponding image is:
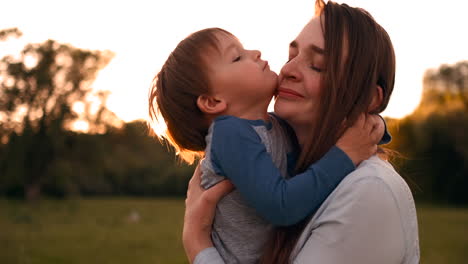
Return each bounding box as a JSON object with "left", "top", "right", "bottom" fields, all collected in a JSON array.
[{"left": 149, "top": 28, "right": 233, "bottom": 163}]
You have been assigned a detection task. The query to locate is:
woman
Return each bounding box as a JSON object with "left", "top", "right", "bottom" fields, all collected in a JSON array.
[{"left": 183, "top": 1, "right": 420, "bottom": 263}]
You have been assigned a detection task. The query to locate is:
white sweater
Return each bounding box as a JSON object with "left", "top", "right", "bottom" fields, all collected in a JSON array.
[{"left": 195, "top": 156, "right": 420, "bottom": 264}]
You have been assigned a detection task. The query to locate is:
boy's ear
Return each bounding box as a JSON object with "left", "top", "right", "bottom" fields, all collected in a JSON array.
[
  {"left": 368, "top": 85, "right": 384, "bottom": 113},
  {"left": 197, "top": 94, "right": 227, "bottom": 115}
]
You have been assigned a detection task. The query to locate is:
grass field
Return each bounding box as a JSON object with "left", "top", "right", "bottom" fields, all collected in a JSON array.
[{"left": 1, "top": 198, "right": 467, "bottom": 264}]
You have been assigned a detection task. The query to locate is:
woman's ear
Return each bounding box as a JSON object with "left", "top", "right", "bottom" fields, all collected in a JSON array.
[
  {"left": 368, "top": 85, "right": 384, "bottom": 113},
  {"left": 197, "top": 95, "right": 227, "bottom": 115}
]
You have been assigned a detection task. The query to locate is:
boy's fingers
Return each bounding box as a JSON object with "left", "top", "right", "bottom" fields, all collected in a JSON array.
[
  {"left": 368, "top": 115, "right": 384, "bottom": 142},
  {"left": 371, "top": 116, "right": 384, "bottom": 134}
]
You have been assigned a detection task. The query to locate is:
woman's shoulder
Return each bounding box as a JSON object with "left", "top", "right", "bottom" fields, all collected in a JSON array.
[
  {"left": 295, "top": 155, "right": 420, "bottom": 263},
  {"left": 330, "top": 155, "right": 416, "bottom": 214},
  {"left": 293, "top": 157, "right": 420, "bottom": 263},
  {"left": 311, "top": 155, "right": 415, "bottom": 217},
  {"left": 308, "top": 155, "right": 418, "bottom": 236},
  {"left": 320, "top": 155, "right": 420, "bottom": 262},
  {"left": 321, "top": 156, "right": 401, "bottom": 206},
  {"left": 344, "top": 156, "right": 411, "bottom": 198}
]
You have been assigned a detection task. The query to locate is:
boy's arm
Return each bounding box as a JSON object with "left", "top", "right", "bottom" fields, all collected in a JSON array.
[{"left": 210, "top": 117, "right": 355, "bottom": 226}]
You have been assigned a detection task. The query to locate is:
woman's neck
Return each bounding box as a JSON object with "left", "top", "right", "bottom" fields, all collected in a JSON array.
[{"left": 289, "top": 122, "right": 314, "bottom": 149}]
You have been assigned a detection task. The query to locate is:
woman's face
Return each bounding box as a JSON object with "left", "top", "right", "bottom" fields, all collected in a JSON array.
[{"left": 274, "top": 17, "right": 325, "bottom": 129}]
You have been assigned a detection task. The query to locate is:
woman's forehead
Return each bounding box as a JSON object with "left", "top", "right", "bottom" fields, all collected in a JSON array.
[{"left": 294, "top": 17, "right": 325, "bottom": 50}]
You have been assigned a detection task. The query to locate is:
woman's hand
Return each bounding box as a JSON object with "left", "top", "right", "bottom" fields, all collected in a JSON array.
[
  {"left": 183, "top": 163, "right": 234, "bottom": 263},
  {"left": 336, "top": 114, "right": 385, "bottom": 166}
]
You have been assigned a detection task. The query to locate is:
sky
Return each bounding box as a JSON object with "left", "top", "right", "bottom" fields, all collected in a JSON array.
[{"left": 1, "top": 0, "right": 467, "bottom": 122}]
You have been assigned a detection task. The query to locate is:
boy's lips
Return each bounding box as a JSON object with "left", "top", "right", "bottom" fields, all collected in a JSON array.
[
  {"left": 277, "top": 87, "right": 304, "bottom": 99},
  {"left": 263, "top": 61, "right": 269, "bottom": 70}
]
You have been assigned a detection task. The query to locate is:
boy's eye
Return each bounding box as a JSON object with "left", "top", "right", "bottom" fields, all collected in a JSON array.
[{"left": 233, "top": 56, "right": 241, "bottom": 62}]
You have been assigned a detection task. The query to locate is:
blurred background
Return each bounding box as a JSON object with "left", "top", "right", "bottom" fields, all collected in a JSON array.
[{"left": 1, "top": 0, "right": 467, "bottom": 263}]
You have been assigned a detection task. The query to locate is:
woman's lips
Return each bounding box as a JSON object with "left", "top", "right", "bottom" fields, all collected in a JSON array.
[{"left": 277, "top": 88, "right": 304, "bottom": 99}]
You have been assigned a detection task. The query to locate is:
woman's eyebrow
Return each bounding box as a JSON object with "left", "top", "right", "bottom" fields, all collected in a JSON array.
[
  {"left": 289, "top": 40, "right": 298, "bottom": 49},
  {"left": 308, "top": 44, "right": 325, "bottom": 55},
  {"left": 289, "top": 41, "right": 324, "bottom": 56}
]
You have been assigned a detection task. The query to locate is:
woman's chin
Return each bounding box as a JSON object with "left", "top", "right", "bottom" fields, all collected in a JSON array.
[
  {"left": 274, "top": 98, "right": 316, "bottom": 129},
  {"left": 273, "top": 98, "right": 294, "bottom": 121}
]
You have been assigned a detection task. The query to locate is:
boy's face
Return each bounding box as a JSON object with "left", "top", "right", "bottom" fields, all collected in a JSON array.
[{"left": 206, "top": 33, "right": 278, "bottom": 118}]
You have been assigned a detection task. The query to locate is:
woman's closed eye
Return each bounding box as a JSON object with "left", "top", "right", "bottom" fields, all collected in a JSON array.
[
  {"left": 233, "top": 56, "right": 241, "bottom": 62},
  {"left": 286, "top": 54, "right": 296, "bottom": 64},
  {"left": 310, "top": 65, "right": 323, "bottom": 72}
]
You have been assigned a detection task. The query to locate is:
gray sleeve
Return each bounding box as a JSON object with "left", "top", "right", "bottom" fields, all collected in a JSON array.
[
  {"left": 200, "top": 157, "right": 225, "bottom": 189},
  {"left": 194, "top": 247, "right": 225, "bottom": 264},
  {"left": 200, "top": 125, "right": 226, "bottom": 190}
]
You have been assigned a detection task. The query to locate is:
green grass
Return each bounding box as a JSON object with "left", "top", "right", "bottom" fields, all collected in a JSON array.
[
  {"left": 0, "top": 198, "right": 186, "bottom": 264},
  {"left": 1, "top": 199, "right": 467, "bottom": 264},
  {"left": 417, "top": 203, "right": 468, "bottom": 263}
]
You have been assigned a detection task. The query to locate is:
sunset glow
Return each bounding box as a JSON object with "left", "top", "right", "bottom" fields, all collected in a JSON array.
[{"left": 1, "top": 0, "right": 467, "bottom": 122}]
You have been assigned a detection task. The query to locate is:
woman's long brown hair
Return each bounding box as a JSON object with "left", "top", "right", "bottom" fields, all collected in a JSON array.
[{"left": 260, "top": 1, "right": 396, "bottom": 263}]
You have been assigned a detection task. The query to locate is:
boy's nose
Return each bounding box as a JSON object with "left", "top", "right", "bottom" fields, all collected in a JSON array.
[{"left": 251, "top": 50, "right": 261, "bottom": 60}]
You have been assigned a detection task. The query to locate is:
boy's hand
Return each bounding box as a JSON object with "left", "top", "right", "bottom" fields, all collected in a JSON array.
[{"left": 336, "top": 114, "right": 385, "bottom": 166}]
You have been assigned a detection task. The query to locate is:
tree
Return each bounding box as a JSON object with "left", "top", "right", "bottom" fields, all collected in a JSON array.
[
  {"left": 387, "top": 61, "right": 468, "bottom": 204},
  {"left": 420, "top": 61, "right": 468, "bottom": 114},
  {"left": 0, "top": 28, "right": 115, "bottom": 200},
  {"left": 0, "top": 27, "right": 22, "bottom": 41}
]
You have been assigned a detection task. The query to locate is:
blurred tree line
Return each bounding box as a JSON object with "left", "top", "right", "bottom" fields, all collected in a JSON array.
[
  {"left": 0, "top": 120, "right": 193, "bottom": 199},
  {"left": 0, "top": 28, "right": 467, "bottom": 205},
  {"left": 386, "top": 61, "right": 468, "bottom": 205},
  {"left": 0, "top": 28, "right": 193, "bottom": 200}
]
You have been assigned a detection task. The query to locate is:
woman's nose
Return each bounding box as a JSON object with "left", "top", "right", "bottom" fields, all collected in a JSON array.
[{"left": 280, "top": 58, "right": 301, "bottom": 81}]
